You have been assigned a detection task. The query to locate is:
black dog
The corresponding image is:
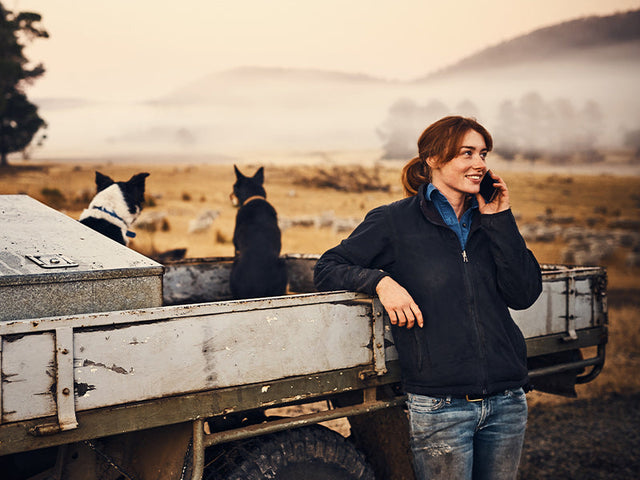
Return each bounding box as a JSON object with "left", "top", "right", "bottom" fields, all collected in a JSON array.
[
  {"left": 229, "top": 165, "right": 287, "bottom": 299},
  {"left": 79, "top": 171, "right": 149, "bottom": 245}
]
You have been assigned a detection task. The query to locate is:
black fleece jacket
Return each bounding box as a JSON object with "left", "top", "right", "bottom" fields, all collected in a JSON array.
[{"left": 314, "top": 184, "right": 542, "bottom": 397}]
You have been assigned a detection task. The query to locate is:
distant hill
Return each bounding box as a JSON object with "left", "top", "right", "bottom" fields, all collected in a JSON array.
[
  {"left": 157, "top": 66, "right": 392, "bottom": 105},
  {"left": 44, "top": 9, "right": 639, "bottom": 158},
  {"left": 422, "top": 9, "right": 640, "bottom": 79},
  {"left": 158, "top": 9, "right": 640, "bottom": 105},
  {"left": 214, "top": 66, "right": 390, "bottom": 84}
]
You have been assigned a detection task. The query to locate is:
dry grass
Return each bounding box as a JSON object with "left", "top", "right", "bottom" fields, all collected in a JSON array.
[{"left": 2, "top": 159, "right": 639, "bottom": 407}]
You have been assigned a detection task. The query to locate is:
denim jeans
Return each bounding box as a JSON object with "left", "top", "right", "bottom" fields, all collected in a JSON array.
[{"left": 407, "top": 388, "right": 528, "bottom": 480}]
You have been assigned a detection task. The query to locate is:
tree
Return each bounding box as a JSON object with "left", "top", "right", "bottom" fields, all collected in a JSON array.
[
  {"left": 377, "top": 98, "right": 422, "bottom": 160},
  {"left": 377, "top": 98, "right": 451, "bottom": 160},
  {"left": 623, "top": 128, "right": 640, "bottom": 160},
  {"left": 454, "top": 99, "right": 479, "bottom": 119},
  {"left": 494, "top": 100, "right": 520, "bottom": 161},
  {"left": 0, "top": 2, "right": 48, "bottom": 166}
]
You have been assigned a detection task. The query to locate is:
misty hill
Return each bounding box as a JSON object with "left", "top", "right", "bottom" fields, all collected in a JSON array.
[
  {"left": 59, "top": 9, "right": 639, "bottom": 158},
  {"left": 155, "top": 8, "right": 640, "bottom": 112},
  {"left": 424, "top": 9, "right": 640, "bottom": 78},
  {"left": 156, "top": 66, "right": 393, "bottom": 106},
  {"left": 158, "top": 9, "right": 640, "bottom": 105}
]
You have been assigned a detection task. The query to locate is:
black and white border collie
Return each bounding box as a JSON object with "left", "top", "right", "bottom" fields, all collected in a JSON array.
[
  {"left": 79, "top": 171, "right": 149, "bottom": 246},
  {"left": 229, "top": 165, "right": 287, "bottom": 299}
]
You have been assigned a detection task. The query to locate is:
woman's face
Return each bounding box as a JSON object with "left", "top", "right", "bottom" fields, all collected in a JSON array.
[{"left": 429, "top": 129, "right": 488, "bottom": 201}]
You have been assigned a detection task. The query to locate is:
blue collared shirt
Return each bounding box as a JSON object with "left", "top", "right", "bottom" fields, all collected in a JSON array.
[{"left": 426, "top": 184, "right": 478, "bottom": 249}]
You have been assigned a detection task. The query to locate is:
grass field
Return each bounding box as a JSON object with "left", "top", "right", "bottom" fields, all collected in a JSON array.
[{"left": 1, "top": 159, "right": 639, "bottom": 405}]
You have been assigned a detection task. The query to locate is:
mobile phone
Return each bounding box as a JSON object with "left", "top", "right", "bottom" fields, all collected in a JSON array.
[{"left": 479, "top": 171, "right": 498, "bottom": 203}]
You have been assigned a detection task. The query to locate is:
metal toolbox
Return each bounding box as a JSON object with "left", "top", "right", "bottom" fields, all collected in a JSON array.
[{"left": 0, "top": 195, "right": 163, "bottom": 321}]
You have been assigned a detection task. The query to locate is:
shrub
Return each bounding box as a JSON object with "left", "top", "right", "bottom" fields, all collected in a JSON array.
[{"left": 40, "top": 187, "right": 66, "bottom": 209}]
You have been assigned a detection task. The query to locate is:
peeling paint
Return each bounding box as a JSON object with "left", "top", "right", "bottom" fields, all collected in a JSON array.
[
  {"left": 75, "top": 382, "right": 96, "bottom": 397},
  {"left": 261, "top": 385, "right": 270, "bottom": 393},
  {"left": 1, "top": 372, "right": 21, "bottom": 383},
  {"left": 83, "top": 359, "right": 129, "bottom": 375}
]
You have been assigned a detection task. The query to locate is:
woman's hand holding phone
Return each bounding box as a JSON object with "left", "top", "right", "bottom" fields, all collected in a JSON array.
[{"left": 477, "top": 171, "right": 510, "bottom": 214}]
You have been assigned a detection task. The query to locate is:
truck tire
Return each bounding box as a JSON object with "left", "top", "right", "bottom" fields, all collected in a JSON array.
[{"left": 203, "top": 424, "right": 375, "bottom": 480}]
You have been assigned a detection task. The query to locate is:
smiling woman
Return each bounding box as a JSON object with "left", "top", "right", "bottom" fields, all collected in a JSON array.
[{"left": 314, "top": 115, "right": 543, "bottom": 479}]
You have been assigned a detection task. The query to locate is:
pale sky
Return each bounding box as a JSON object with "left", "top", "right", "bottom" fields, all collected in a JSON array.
[{"left": 10, "top": 0, "right": 640, "bottom": 102}]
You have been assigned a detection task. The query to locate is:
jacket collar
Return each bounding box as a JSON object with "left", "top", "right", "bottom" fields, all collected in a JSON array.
[{"left": 417, "top": 183, "right": 481, "bottom": 232}]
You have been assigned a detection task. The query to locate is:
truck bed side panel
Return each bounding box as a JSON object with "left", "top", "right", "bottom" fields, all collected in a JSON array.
[{"left": 2, "top": 299, "right": 373, "bottom": 422}]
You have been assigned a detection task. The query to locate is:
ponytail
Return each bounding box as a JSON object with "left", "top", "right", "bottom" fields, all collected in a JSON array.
[{"left": 401, "top": 156, "right": 429, "bottom": 197}]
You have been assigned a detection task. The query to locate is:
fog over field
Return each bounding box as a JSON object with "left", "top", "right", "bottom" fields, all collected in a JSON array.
[{"left": 32, "top": 11, "right": 640, "bottom": 163}]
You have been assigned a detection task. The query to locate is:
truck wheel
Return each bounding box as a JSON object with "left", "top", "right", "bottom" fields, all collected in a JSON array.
[{"left": 203, "top": 424, "right": 375, "bottom": 480}]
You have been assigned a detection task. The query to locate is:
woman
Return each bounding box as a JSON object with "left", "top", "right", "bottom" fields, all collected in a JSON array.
[{"left": 314, "top": 116, "right": 542, "bottom": 479}]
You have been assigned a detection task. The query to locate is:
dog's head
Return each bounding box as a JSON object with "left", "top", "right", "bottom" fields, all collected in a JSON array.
[
  {"left": 230, "top": 165, "right": 266, "bottom": 207},
  {"left": 95, "top": 171, "right": 150, "bottom": 217}
]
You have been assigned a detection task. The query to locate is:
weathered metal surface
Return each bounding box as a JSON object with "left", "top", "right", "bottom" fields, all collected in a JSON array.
[
  {"left": 163, "top": 256, "right": 607, "bottom": 344},
  {"left": 284, "top": 253, "right": 320, "bottom": 293},
  {"left": 162, "top": 253, "right": 321, "bottom": 305},
  {"left": 202, "top": 396, "right": 407, "bottom": 447},
  {"left": 0, "top": 363, "right": 402, "bottom": 456},
  {"left": 0, "top": 195, "right": 163, "bottom": 321},
  {"left": 162, "top": 256, "right": 233, "bottom": 304},
  {"left": 2, "top": 332, "right": 56, "bottom": 423},
  {"left": 1, "top": 292, "right": 375, "bottom": 423},
  {"left": 525, "top": 327, "right": 606, "bottom": 357},
  {"left": 511, "top": 267, "right": 607, "bottom": 339},
  {"left": 372, "top": 297, "right": 388, "bottom": 375},
  {"left": 55, "top": 327, "right": 78, "bottom": 432}
]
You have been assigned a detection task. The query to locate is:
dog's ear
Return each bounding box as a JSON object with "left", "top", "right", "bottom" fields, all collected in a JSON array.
[
  {"left": 95, "top": 171, "right": 115, "bottom": 192},
  {"left": 128, "top": 172, "right": 150, "bottom": 190},
  {"left": 253, "top": 167, "right": 264, "bottom": 185},
  {"left": 234, "top": 165, "right": 245, "bottom": 180},
  {"left": 127, "top": 172, "right": 150, "bottom": 201}
]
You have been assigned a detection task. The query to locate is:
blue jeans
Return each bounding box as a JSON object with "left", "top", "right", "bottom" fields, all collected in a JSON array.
[{"left": 407, "top": 388, "right": 528, "bottom": 480}]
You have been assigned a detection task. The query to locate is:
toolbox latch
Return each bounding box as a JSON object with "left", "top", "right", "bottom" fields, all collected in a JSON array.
[{"left": 26, "top": 254, "right": 79, "bottom": 269}]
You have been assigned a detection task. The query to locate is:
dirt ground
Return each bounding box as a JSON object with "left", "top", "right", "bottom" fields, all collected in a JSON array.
[{"left": 519, "top": 392, "right": 640, "bottom": 479}]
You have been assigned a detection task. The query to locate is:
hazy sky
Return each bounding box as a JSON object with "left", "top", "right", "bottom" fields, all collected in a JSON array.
[{"left": 10, "top": 0, "right": 640, "bottom": 102}]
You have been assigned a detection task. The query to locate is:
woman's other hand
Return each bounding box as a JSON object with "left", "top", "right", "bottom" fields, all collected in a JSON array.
[
  {"left": 375, "top": 276, "right": 423, "bottom": 328},
  {"left": 477, "top": 171, "right": 510, "bottom": 214}
]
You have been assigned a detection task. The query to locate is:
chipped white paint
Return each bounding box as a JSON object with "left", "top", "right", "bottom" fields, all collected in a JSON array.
[
  {"left": 511, "top": 277, "right": 597, "bottom": 337},
  {"left": 1, "top": 294, "right": 373, "bottom": 422}
]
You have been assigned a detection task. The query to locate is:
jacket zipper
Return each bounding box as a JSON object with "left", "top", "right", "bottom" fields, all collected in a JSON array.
[{"left": 460, "top": 247, "right": 489, "bottom": 395}]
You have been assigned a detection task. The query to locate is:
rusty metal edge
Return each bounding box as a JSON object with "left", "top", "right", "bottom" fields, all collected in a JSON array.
[{"left": 0, "top": 363, "right": 403, "bottom": 457}]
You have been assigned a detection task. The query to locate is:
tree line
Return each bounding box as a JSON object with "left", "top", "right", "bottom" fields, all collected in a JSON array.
[
  {"left": 376, "top": 92, "right": 625, "bottom": 164},
  {"left": 0, "top": 1, "right": 47, "bottom": 167}
]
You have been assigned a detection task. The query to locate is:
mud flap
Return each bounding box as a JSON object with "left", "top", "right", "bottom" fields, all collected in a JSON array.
[{"left": 528, "top": 350, "right": 585, "bottom": 397}]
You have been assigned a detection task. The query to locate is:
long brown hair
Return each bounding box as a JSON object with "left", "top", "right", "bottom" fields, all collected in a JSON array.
[{"left": 401, "top": 116, "right": 493, "bottom": 196}]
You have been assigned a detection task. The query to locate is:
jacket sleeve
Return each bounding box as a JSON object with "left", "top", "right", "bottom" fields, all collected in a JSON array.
[
  {"left": 314, "top": 205, "right": 393, "bottom": 295},
  {"left": 481, "top": 209, "right": 543, "bottom": 310}
]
